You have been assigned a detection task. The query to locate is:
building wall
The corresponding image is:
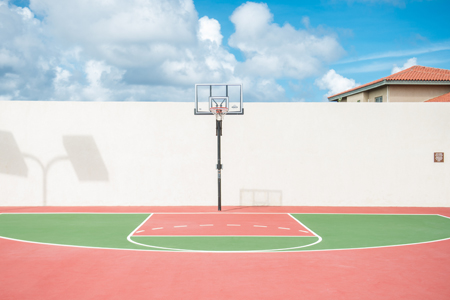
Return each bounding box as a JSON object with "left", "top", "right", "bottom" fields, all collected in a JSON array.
[
  {"left": 389, "top": 85, "right": 450, "bottom": 102},
  {"left": 347, "top": 91, "right": 369, "bottom": 102},
  {"left": 345, "top": 86, "right": 387, "bottom": 102},
  {"left": 0, "top": 101, "right": 449, "bottom": 207},
  {"left": 368, "top": 86, "right": 388, "bottom": 102}
]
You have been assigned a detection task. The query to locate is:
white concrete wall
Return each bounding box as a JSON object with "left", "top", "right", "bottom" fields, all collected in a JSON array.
[{"left": 0, "top": 101, "right": 449, "bottom": 207}]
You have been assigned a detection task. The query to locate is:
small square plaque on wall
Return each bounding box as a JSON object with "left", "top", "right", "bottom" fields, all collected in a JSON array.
[{"left": 434, "top": 152, "right": 444, "bottom": 163}]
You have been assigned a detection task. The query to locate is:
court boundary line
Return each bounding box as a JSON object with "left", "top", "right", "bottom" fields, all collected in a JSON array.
[{"left": 2, "top": 234, "right": 450, "bottom": 253}]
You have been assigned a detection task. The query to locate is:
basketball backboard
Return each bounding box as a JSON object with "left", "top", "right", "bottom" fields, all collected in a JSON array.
[{"left": 194, "top": 84, "right": 244, "bottom": 115}]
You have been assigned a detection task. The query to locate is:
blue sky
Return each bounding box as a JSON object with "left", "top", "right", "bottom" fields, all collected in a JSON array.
[{"left": 1, "top": 0, "right": 450, "bottom": 102}]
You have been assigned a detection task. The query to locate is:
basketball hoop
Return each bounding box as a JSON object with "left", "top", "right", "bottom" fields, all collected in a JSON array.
[
  {"left": 210, "top": 106, "right": 229, "bottom": 121},
  {"left": 194, "top": 83, "right": 244, "bottom": 212}
]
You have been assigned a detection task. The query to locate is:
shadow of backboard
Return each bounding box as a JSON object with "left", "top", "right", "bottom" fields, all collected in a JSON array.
[
  {"left": 63, "top": 135, "right": 109, "bottom": 181},
  {"left": 240, "top": 189, "right": 282, "bottom": 206},
  {"left": 0, "top": 130, "right": 28, "bottom": 177}
]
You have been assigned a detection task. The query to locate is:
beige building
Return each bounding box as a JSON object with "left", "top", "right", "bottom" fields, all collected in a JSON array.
[{"left": 328, "top": 66, "right": 450, "bottom": 102}]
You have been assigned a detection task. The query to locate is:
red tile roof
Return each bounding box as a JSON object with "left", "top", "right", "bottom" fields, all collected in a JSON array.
[
  {"left": 425, "top": 92, "right": 450, "bottom": 102},
  {"left": 387, "top": 65, "right": 450, "bottom": 81},
  {"left": 329, "top": 66, "right": 450, "bottom": 99}
]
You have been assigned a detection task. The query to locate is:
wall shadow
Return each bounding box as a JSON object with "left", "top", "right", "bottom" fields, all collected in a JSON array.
[
  {"left": 63, "top": 135, "right": 109, "bottom": 182},
  {"left": 0, "top": 131, "right": 109, "bottom": 206},
  {"left": 0, "top": 130, "right": 28, "bottom": 177}
]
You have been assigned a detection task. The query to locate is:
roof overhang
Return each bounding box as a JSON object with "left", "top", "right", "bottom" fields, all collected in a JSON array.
[{"left": 328, "top": 80, "right": 450, "bottom": 101}]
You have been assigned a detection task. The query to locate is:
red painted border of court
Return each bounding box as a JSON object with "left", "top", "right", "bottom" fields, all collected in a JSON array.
[
  {"left": 1, "top": 206, "right": 450, "bottom": 300},
  {"left": 2, "top": 205, "right": 450, "bottom": 215}
]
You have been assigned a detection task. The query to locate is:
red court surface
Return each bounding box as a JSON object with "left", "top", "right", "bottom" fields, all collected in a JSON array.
[
  {"left": 133, "top": 213, "right": 315, "bottom": 236},
  {"left": 1, "top": 206, "right": 450, "bottom": 300}
]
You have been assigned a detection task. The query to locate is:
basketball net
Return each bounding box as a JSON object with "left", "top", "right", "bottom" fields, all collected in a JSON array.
[{"left": 210, "top": 107, "right": 229, "bottom": 121}]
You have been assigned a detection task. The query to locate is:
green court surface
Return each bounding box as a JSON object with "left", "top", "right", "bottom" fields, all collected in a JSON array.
[{"left": 1, "top": 213, "right": 450, "bottom": 252}]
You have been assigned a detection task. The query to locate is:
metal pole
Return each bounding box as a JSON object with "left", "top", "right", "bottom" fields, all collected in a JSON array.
[{"left": 216, "top": 119, "right": 222, "bottom": 211}]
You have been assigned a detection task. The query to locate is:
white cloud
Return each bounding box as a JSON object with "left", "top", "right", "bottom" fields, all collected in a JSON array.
[
  {"left": 0, "top": 49, "right": 22, "bottom": 68},
  {"left": 34, "top": 0, "right": 239, "bottom": 88},
  {"left": 241, "top": 77, "right": 287, "bottom": 102},
  {"left": 30, "top": 0, "right": 198, "bottom": 46},
  {"left": 30, "top": 0, "right": 199, "bottom": 71},
  {"left": 1, "top": 0, "right": 346, "bottom": 102},
  {"left": 391, "top": 57, "right": 417, "bottom": 74},
  {"left": 229, "top": 2, "right": 345, "bottom": 80},
  {"left": 82, "top": 60, "right": 125, "bottom": 101},
  {"left": 1, "top": 0, "right": 237, "bottom": 100},
  {"left": 0, "top": 1, "right": 53, "bottom": 99},
  {"left": 198, "top": 16, "right": 223, "bottom": 45},
  {"left": 315, "top": 69, "right": 359, "bottom": 98}
]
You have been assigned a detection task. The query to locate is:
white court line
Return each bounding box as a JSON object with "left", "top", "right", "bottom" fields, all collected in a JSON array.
[
  {"left": 134, "top": 235, "right": 303, "bottom": 237},
  {"left": 288, "top": 214, "right": 320, "bottom": 238},
  {"left": 278, "top": 227, "right": 290, "bottom": 230},
  {"left": 1, "top": 212, "right": 449, "bottom": 253},
  {"left": 126, "top": 214, "right": 184, "bottom": 251},
  {"left": 158, "top": 214, "right": 325, "bottom": 253},
  {"left": 152, "top": 227, "right": 163, "bottom": 230},
  {"left": 136, "top": 230, "right": 145, "bottom": 233},
  {"left": 2, "top": 212, "right": 155, "bottom": 215},
  {"left": 227, "top": 224, "right": 240, "bottom": 226},
  {"left": 3, "top": 234, "right": 450, "bottom": 253},
  {"left": 122, "top": 212, "right": 450, "bottom": 252},
  {"left": 254, "top": 225, "right": 267, "bottom": 228},
  {"left": 283, "top": 213, "right": 323, "bottom": 251},
  {"left": 298, "top": 230, "right": 309, "bottom": 233},
  {"left": 174, "top": 225, "right": 187, "bottom": 228},
  {"left": 151, "top": 212, "right": 417, "bottom": 215},
  {"left": 128, "top": 214, "right": 152, "bottom": 236},
  {"left": 199, "top": 224, "right": 213, "bottom": 226}
]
